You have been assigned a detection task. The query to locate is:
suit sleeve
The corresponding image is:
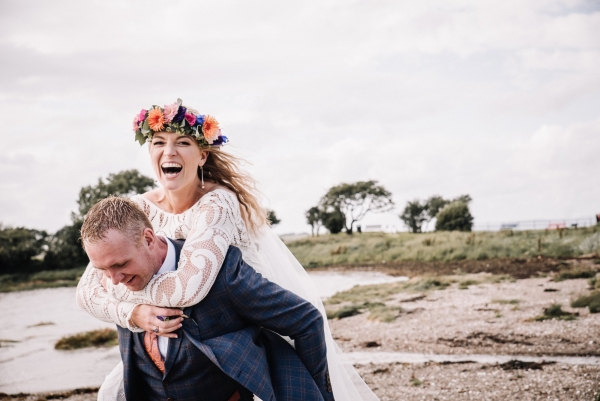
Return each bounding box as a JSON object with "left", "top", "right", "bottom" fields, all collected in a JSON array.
[{"left": 223, "top": 247, "right": 329, "bottom": 388}]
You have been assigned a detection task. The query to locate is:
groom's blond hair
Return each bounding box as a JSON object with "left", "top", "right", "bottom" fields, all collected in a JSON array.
[{"left": 80, "top": 196, "right": 152, "bottom": 248}]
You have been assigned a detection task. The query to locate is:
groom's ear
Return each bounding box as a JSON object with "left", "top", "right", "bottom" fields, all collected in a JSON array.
[{"left": 141, "top": 228, "right": 156, "bottom": 248}]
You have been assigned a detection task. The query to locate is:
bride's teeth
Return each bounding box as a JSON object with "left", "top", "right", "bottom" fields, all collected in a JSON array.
[{"left": 162, "top": 162, "right": 182, "bottom": 168}]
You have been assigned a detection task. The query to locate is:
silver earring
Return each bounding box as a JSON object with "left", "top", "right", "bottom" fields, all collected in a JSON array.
[{"left": 200, "top": 166, "right": 205, "bottom": 189}]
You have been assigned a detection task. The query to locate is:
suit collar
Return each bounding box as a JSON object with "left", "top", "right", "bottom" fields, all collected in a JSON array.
[{"left": 168, "top": 238, "right": 184, "bottom": 264}]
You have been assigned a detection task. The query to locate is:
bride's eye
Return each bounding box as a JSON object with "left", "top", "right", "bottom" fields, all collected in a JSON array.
[{"left": 152, "top": 140, "right": 165, "bottom": 146}]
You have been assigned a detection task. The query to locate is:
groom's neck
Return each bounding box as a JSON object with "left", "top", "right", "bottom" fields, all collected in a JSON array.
[{"left": 152, "top": 235, "right": 169, "bottom": 274}]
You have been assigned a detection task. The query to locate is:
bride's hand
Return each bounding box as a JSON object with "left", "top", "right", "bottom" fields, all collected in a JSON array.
[{"left": 130, "top": 305, "right": 184, "bottom": 338}]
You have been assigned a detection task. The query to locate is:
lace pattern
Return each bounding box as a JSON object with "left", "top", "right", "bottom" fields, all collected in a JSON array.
[{"left": 76, "top": 189, "right": 262, "bottom": 331}]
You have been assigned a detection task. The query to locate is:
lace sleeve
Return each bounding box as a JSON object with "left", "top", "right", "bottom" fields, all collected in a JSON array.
[
  {"left": 105, "top": 189, "right": 239, "bottom": 309},
  {"left": 76, "top": 262, "right": 140, "bottom": 330}
]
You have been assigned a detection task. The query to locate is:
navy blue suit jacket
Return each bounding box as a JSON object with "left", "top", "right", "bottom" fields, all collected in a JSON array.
[{"left": 117, "top": 244, "right": 334, "bottom": 401}]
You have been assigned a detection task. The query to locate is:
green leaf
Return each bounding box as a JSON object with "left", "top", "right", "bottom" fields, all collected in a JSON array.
[{"left": 135, "top": 131, "right": 146, "bottom": 145}]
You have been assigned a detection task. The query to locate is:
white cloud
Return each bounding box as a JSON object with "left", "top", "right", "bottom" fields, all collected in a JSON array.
[{"left": 0, "top": 0, "right": 599, "bottom": 234}]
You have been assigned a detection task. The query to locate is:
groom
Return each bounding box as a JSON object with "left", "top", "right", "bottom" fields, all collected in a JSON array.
[{"left": 80, "top": 197, "right": 334, "bottom": 401}]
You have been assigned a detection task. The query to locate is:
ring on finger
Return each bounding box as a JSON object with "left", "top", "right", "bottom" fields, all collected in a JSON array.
[{"left": 153, "top": 326, "right": 159, "bottom": 334}]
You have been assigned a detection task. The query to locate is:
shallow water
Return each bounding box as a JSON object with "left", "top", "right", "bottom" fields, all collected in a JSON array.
[
  {"left": 307, "top": 271, "right": 408, "bottom": 299},
  {"left": 0, "top": 271, "right": 403, "bottom": 393},
  {"left": 0, "top": 287, "right": 119, "bottom": 393}
]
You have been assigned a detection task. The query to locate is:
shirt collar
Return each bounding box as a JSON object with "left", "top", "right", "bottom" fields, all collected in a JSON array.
[{"left": 156, "top": 236, "right": 177, "bottom": 274}]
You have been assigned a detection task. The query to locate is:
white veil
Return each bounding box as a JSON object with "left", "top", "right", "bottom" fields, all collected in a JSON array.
[{"left": 250, "top": 226, "right": 379, "bottom": 401}]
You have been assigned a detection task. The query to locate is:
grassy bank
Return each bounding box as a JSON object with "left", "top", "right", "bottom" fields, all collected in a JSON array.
[
  {"left": 0, "top": 267, "right": 86, "bottom": 292},
  {"left": 287, "top": 227, "right": 600, "bottom": 268},
  {"left": 55, "top": 328, "right": 118, "bottom": 350}
]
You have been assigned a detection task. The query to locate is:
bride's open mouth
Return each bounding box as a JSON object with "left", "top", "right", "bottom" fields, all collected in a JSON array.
[{"left": 161, "top": 162, "right": 183, "bottom": 178}]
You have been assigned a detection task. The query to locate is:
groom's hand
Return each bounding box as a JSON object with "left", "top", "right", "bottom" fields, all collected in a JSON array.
[{"left": 130, "top": 305, "right": 184, "bottom": 338}]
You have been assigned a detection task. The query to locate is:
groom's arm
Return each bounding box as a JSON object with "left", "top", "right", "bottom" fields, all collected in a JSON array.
[{"left": 222, "top": 247, "right": 333, "bottom": 399}]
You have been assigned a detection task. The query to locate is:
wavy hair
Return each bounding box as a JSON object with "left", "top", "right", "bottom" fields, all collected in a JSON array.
[{"left": 201, "top": 148, "right": 267, "bottom": 233}]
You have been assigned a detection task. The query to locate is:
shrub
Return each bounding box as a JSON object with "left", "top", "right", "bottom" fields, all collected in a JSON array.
[
  {"left": 459, "top": 279, "right": 479, "bottom": 290},
  {"left": 435, "top": 201, "right": 473, "bottom": 232},
  {"left": 367, "top": 305, "right": 403, "bottom": 322},
  {"left": 553, "top": 269, "right": 596, "bottom": 282},
  {"left": 533, "top": 304, "right": 577, "bottom": 321},
  {"left": 55, "top": 328, "right": 118, "bottom": 350},
  {"left": 492, "top": 299, "right": 520, "bottom": 305},
  {"left": 571, "top": 292, "right": 600, "bottom": 313},
  {"left": 326, "top": 305, "right": 362, "bottom": 319}
]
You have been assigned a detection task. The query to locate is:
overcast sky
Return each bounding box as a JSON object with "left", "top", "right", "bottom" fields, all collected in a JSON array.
[{"left": 1, "top": 0, "right": 599, "bottom": 235}]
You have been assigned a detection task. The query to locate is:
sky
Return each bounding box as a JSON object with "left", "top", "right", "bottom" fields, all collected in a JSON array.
[{"left": 1, "top": 0, "right": 599, "bottom": 235}]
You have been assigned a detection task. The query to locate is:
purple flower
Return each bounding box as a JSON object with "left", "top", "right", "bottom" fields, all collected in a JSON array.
[
  {"left": 172, "top": 105, "right": 187, "bottom": 124},
  {"left": 196, "top": 115, "right": 205, "bottom": 126},
  {"left": 211, "top": 135, "right": 228, "bottom": 146}
]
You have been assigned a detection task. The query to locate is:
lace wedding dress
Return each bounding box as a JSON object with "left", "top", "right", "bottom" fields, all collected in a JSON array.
[{"left": 76, "top": 189, "right": 379, "bottom": 401}]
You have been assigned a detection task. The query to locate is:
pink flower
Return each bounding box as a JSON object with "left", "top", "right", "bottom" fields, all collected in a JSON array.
[
  {"left": 185, "top": 113, "right": 196, "bottom": 126},
  {"left": 162, "top": 103, "right": 178, "bottom": 123},
  {"left": 132, "top": 109, "right": 147, "bottom": 131}
]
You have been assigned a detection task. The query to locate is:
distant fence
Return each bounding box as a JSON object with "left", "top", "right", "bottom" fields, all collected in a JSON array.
[
  {"left": 362, "top": 216, "right": 599, "bottom": 233},
  {"left": 473, "top": 217, "right": 598, "bottom": 232}
]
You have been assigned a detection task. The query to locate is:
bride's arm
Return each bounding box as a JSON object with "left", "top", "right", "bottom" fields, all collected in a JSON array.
[
  {"left": 76, "top": 190, "right": 239, "bottom": 330},
  {"left": 76, "top": 264, "right": 141, "bottom": 329}
]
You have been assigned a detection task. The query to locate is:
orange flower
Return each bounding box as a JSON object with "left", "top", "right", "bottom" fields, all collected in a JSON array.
[
  {"left": 202, "top": 115, "right": 220, "bottom": 143},
  {"left": 147, "top": 108, "right": 165, "bottom": 132}
]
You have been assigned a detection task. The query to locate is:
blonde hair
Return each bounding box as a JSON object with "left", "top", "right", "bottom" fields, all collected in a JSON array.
[
  {"left": 202, "top": 148, "right": 267, "bottom": 232},
  {"left": 80, "top": 196, "right": 152, "bottom": 248}
]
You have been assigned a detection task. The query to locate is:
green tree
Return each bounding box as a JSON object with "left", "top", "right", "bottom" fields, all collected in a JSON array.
[
  {"left": 45, "top": 169, "right": 155, "bottom": 270},
  {"left": 425, "top": 195, "right": 450, "bottom": 221},
  {"left": 0, "top": 225, "right": 48, "bottom": 274},
  {"left": 320, "top": 180, "right": 394, "bottom": 234},
  {"left": 43, "top": 221, "right": 88, "bottom": 271},
  {"left": 435, "top": 201, "right": 474, "bottom": 232},
  {"left": 400, "top": 200, "right": 428, "bottom": 233},
  {"left": 322, "top": 208, "right": 345, "bottom": 234},
  {"left": 305, "top": 206, "right": 324, "bottom": 236},
  {"left": 74, "top": 169, "right": 155, "bottom": 220},
  {"left": 267, "top": 209, "right": 281, "bottom": 226}
]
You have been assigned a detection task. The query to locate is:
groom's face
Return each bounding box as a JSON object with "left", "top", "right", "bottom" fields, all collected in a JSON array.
[{"left": 86, "top": 228, "right": 158, "bottom": 291}]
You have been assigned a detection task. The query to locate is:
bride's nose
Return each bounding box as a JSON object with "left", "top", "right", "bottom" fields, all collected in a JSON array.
[{"left": 164, "top": 141, "right": 177, "bottom": 156}]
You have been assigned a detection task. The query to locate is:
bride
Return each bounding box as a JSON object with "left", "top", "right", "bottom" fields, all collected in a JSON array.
[{"left": 76, "top": 99, "right": 379, "bottom": 401}]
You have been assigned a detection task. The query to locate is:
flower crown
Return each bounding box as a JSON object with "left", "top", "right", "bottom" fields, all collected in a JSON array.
[{"left": 132, "top": 98, "right": 228, "bottom": 147}]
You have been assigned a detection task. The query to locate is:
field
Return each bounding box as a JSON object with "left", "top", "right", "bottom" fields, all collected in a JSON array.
[{"left": 287, "top": 227, "right": 600, "bottom": 268}]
